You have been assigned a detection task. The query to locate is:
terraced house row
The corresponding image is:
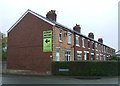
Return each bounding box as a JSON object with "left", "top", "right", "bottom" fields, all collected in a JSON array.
[
  {"left": 7, "top": 10, "right": 115, "bottom": 74},
  {"left": 53, "top": 24, "right": 115, "bottom": 61}
]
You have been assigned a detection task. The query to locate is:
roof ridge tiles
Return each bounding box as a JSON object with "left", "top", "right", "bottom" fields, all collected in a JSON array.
[{"left": 7, "top": 9, "right": 115, "bottom": 50}]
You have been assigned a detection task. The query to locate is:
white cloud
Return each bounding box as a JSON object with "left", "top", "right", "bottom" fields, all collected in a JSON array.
[{"left": 0, "top": 0, "right": 118, "bottom": 50}]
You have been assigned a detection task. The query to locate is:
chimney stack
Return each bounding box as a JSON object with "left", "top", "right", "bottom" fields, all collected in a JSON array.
[
  {"left": 46, "top": 10, "right": 57, "bottom": 21},
  {"left": 73, "top": 24, "right": 81, "bottom": 33},
  {"left": 98, "top": 38, "right": 103, "bottom": 43},
  {"left": 88, "top": 32, "right": 94, "bottom": 39}
]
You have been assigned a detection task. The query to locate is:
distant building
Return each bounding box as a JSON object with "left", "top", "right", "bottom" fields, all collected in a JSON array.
[
  {"left": 7, "top": 9, "right": 115, "bottom": 74},
  {"left": 116, "top": 50, "right": 120, "bottom": 56}
]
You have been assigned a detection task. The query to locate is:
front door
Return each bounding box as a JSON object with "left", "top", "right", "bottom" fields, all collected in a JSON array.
[
  {"left": 84, "top": 52, "right": 87, "bottom": 60},
  {"left": 87, "top": 53, "right": 89, "bottom": 60},
  {"left": 56, "top": 48, "right": 60, "bottom": 61}
]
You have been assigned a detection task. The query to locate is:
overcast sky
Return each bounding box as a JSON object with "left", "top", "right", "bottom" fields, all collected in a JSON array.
[{"left": 0, "top": 0, "right": 119, "bottom": 51}]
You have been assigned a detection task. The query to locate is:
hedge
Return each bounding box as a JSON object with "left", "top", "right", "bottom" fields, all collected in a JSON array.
[{"left": 52, "top": 61, "right": 119, "bottom": 76}]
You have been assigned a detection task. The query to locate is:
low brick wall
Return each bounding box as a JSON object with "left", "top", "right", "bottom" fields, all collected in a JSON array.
[
  {"left": 2, "top": 61, "right": 7, "bottom": 73},
  {"left": 2, "top": 61, "right": 51, "bottom": 75}
]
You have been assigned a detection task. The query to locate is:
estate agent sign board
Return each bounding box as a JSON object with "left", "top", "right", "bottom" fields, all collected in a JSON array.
[{"left": 43, "top": 30, "right": 52, "bottom": 52}]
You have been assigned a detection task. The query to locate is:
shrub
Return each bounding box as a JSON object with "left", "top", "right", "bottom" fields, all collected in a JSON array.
[
  {"left": 2, "top": 50, "right": 7, "bottom": 61},
  {"left": 110, "top": 55, "right": 120, "bottom": 61},
  {"left": 52, "top": 61, "right": 119, "bottom": 76}
]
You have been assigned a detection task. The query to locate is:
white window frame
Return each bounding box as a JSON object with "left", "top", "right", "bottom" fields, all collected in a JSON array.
[
  {"left": 100, "top": 54, "right": 103, "bottom": 60},
  {"left": 99, "top": 44, "right": 101, "bottom": 52},
  {"left": 88, "top": 40, "right": 90, "bottom": 49},
  {"left": 76, "top": 35, "right": 80, "bottom": 46},
  {"left": 103, "top": 46, "right": 104, "bottom": 52},
  {"left": 65, "top": 50, "right": 71, "bottom": 61},
  {"left": 95, "top": 43, "right": 98, "bottom": 51},
  {"left": 56, "top": 47, "right": 60, "bottom": 61},
  {"left": 84, "top": 51, "right": 89, "bottom": 60},
  {"left": 59, "top": 29, "right": 62, "bottom": 42},
  {"left": 67, "top": 32, "right": 72, "bottom": 44},
  {"left": 105, "top": 46, "right": 106, "bottom": 53},
  {"left": 77, "top": 51, "right": 82, "bottom": 60},
  {"left": 91, "top": 53, "right": 94, "bottom": 55},
  {"left": 82, "top": 38, "right": 85, "bottom": 48},
  {"left": 103, "top": 55, "right": 106, "bottom": 60},
  {"left": 103, "top": 45, "right": 105, "bottom": 52},
  {"left": 91, "top": 53, "right": 94, "bottom": 60},
  {"left": 98, "top": 43, "right": 100, "bottom": 51},
  {"left": 96, "top": 54, "right": 99, "bottom": 60},
  {"left": 101, "top": 45, "right": 103, "bottom": 52},
  {"left": 92, "top": 41, "right": 94, "bottom": 50}
]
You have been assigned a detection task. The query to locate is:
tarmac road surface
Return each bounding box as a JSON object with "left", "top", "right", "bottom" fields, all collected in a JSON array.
[{"left": 1, "top": 74, "right": 119, "bottom": 84}]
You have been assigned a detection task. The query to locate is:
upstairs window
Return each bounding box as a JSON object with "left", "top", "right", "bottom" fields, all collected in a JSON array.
[
  {"left": 104, "top": 46, "right": 105, "bottom": 52},
  {"left": 100, "top": 44, "right": 102, "bottom": 52},
  {"left": 59, "top": 29, "right": 62, "bottom": 42},
  {"left": 98, "top": 44, "right": 101, "bottom": 51},
  {"left": 92, "top": 41, "right": 95, "bottom": 49},
  {"left": 76, "top": 35, "right": 80, "bottom": 46},
  {"left": 88, "top": 40, "right": 90, "bottom": 49},
  {"left": 102, "top": 45, "right": 104, "bottom": 52},
  {"left": 95, "top": 43, "right": 98, "bottom": 50},
  {"left": 105, "top": 47, "right": 106, "bottom": 52},
  {"left": 82, "top": 38, "right": 85, "bottom": 48},
  {"left": 68, "top": 32, "right": 72, "bottom": 44},
  {"left": 104, "top": 47, "right": 105, "bottom": 52}
]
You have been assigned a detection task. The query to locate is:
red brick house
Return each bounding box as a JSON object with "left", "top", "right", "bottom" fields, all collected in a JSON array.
[{"left": 7, "top": 9, "right": 115, "bottom": 74}]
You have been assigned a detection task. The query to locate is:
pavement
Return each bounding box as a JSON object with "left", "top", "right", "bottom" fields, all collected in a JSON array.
[
  {"left": 1, "top": 73, "right": 119, "bottom": 84},
  {"left": 1, "top": 61, "right": 120, "bottom": 85}
]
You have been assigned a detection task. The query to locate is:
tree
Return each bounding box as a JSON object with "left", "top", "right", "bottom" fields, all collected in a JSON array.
[
  {"left": 0, "top": 32, "right": 2, "bottom": 61},
  {"left": 1, "top": 32, "right": 7, "bottom": 61}
]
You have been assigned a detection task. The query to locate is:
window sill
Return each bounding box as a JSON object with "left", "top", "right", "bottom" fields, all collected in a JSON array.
[
  {"left": 67, "top": 43, "right": 72, "bottom": 45},
  {"left": 76, "top": 44, "right": 80, "bottom": 47},
  {"left": 82, "top": 46, "right": 85, "bottom": 48},
  {"left": 59, "top": 40, "right": 63, "bottom": 43}
]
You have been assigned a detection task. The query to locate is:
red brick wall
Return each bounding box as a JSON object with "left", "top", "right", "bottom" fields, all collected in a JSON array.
[
  {"left": 7, "top": 13, "right": 53, "bottom": 74},
  {"left": 52, "top": 27, "right": 74, "bottom": 61}
]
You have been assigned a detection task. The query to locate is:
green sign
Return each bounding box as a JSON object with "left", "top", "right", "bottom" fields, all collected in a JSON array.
[{"left": 43, "top": 30, "right": 52, "bottom": 52}]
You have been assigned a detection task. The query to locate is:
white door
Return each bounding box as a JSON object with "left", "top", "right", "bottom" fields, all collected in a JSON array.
[
  {"left": 84, "top": 52, "right": 87, "bottom": 60},
  {"left": 56, "top": 48, "right": 60, "bottom": 61}
]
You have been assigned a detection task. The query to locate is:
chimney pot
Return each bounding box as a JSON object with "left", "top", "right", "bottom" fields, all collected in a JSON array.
[
  {"left": 73, "top": 24, "right": 81, "bottom": 33},
  {"left": 98, "top": 38, "right": 103, "bottom": 43},
  {"left": 46, "top": 10, "right": 57, "bottom": 21},
  {"left": 88, "top": 32, "right": 94, "bottom": 39}
]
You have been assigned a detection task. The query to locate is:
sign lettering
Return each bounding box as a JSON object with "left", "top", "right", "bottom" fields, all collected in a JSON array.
[{"left": 43, "top": 31, "right": 52, "bottom": 52}]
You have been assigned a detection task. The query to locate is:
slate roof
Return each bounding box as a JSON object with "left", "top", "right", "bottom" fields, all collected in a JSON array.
[
  {"left": 8, "top": 9, "right": 115, "bottom": 50},
  {"left": 116, "top": 50, "right": 120, "bottom": 53}
]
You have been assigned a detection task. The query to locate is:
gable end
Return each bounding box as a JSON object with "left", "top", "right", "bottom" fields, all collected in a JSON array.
[{"left": 8, "top": 9, "right": 55, "bottom": 32}]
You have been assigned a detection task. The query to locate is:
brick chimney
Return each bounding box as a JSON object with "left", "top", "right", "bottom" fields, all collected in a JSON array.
[
  {"left": 46, "top": 10, "right": 57, "bottom": 21},
  {"left": 73, "top": 24, "right": 81, "bottom": 33},
  {"left": 98, "top": 38, "right": 103, "bottom": 43},
  {"left": 88, "top": 32, "right": 94, "bottom": 39}
]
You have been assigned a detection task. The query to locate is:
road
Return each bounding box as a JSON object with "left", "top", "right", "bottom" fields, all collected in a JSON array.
[{"left": 1, "top": 74, "right": 119, "bottom": 84}]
